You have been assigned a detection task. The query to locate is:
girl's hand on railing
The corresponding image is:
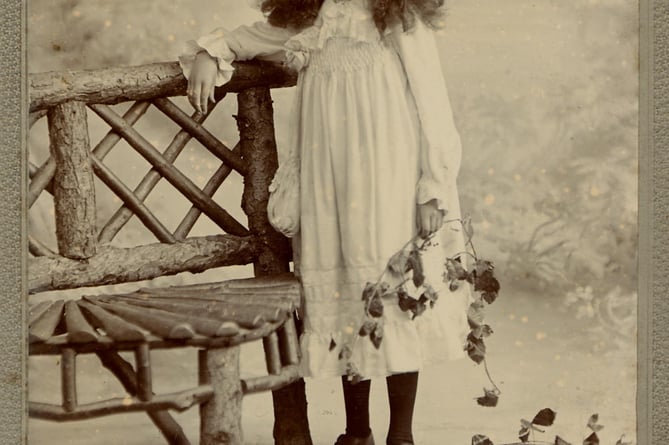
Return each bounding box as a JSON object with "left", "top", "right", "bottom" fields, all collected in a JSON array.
[{"left": 187, "top": 51, "right": 218, "bottom": 114}]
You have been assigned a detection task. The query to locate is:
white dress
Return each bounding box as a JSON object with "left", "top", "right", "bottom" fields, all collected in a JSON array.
[{"left": 180, "top": 0, "right": 472, "bottom": 379}]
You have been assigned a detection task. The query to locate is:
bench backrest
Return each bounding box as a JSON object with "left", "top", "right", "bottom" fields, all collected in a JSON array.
[{"left": 28, "top": 60, "right": 297, "bottom": 295}]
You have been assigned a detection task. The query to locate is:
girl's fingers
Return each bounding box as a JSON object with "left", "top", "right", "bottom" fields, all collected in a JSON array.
[
  {"left": 417, "top": 205, "right": 445, "bottom": 238},
  {"left": 191, "top": 82, "right": 202, "bottom": 113},
  {"left": 430, "top": 213, "right": 439, "bottom": 235},
  {"left": 209, "top": 84, "right": 216, "bottom": 104},
  {"left": 418, "top": 211, "right": 430, "bottom": 238},
  {"left": 201, "top": 79, "right": 216, "bottom": 114},
  {"left": 187, "top": 85, "right": 195, "bottom": 110},
  {"left": 200, "top": 82, "right": 209, "bottom": 114},
  {"left": 427, "top": 211, "right": 444, "bottom": 236}
]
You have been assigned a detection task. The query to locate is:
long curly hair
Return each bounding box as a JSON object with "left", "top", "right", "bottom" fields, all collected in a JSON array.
[{"left": 260, "top": 0, "right": 446, "bottom": 33}]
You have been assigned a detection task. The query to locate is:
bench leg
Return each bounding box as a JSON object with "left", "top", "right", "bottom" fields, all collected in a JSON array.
[
  {"left": 96, "top": 351, "right": 191, "bottom": 445},
  {"left": 199, "top": 347, "right": 243, "bottom": 445}
]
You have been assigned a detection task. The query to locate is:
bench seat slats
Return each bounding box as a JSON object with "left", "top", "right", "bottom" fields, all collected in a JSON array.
[
  {"left": 135, "top": 289, "right": 299, "bottom": 311},
  {"left": 78, "top": 301, "right": 148, "bottom": 342},
  {"left": 107, "top": 295, "right": 265, "bottom": 330},
  {"left": 86, "top": 299, "right": 197, "bottom": 340},
  {"left": 125, "top": 295, "right": 285, "bottom": 324},
  {"left": 92, "top": 296, "right": 241, "bottom": 337},
  {"left": 29, "top": 277, "right": 302, "bottom": 354},
  {"left": 65, "top": 300, "right": 100, "bottom": 343},
  {"left": 29, "top": 300, "right": 65, "bottom": 343},
  {"left": 28, "top": 300, "right": 54, "bottom": 326}
]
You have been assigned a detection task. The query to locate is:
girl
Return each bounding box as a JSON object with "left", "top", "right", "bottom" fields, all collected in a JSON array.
[{"left": 180, "top": 1, "right": 472, "bottom": 443}]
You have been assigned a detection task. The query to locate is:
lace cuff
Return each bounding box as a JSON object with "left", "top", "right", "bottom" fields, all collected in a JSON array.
[
  {"left": 416, "top": 177, "right": 454, "bottom": 212},
  {"left": 178, "top": 28, "right": 236, "bottom": 87}
]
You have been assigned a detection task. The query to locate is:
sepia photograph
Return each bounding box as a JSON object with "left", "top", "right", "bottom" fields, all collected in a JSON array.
[{"left": 25, "top": 0, "right": 639, "bottom": 444}]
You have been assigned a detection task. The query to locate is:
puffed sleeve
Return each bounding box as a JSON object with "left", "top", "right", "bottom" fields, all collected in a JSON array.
[
  {"left": 179, "top": 21, "right": 298, "bottom": 87},
  {"left": 388, "top": 20, "right": 462, "bottom": 213}
]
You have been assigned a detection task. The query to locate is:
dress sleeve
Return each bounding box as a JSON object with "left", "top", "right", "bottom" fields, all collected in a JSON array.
[
  {"left": 388, "top": 20, "right": 463, "bottom": 213},
  {"left": 179, "top": 21, "right": 298, "bottom": 87}
]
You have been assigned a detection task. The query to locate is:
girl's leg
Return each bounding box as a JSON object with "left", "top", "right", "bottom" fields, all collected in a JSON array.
[
  {"left": 386, "top": 372, "right": 419, "bottom": 445},
  {"left": 341, "top": 376, "right": 372, "bottom": 438}
]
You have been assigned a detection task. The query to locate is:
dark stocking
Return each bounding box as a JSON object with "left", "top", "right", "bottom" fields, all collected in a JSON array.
[
  {"left": 386, "top": 372, "right": 419, "bottom": 445},
  {"left": 341, "top": 376, "right": 372, "bottom": 438}
]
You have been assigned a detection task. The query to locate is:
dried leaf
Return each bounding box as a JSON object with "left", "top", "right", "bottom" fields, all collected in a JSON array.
[
  {"left": 368, "top": 296, "right": 384, "bottom": 318},
  {"left": 338, "top": 345, "right": 352, "bottom": 361},
  {"left": 407, "top": 249, "right": 425, "bottom": 287},
  {"left": 346, "top": 362, "right": 363, "bottom": 385},
  {"left": 532, "top": 408, "right": 557, "bottom": 427},
  {"left": 555, "top": 436, "right": 572, "bottom": 445},
  {"left": 475, "top": 388, "right": 499, "bottom": 407},
  {"left": 413, "top": 271, "right": 425, "bottom": 288},
  {"left": 474, "top": 270, "right": 500, "bottom": 294},
  {"left": 468, "top": 300, "right": 486, "bottom": 327},
  {"left": 518, "top": 426, "right": 530, "bottom": 443},
  {"left": 586, "top": 414, "right": 604, "bottom": 432},
  {"left": 398, "top": 294, "right": 417, "bottom": 312},
  {"left": 423, "top": 285, "right": 439, "bottom": 302},
  {"left": 358, "top": 320, "right": 376, "bottom": 337},
  {"left": 472, "top": 324, "right": 494, "bottom": 339},
  {"left": 520, "top": 419, "right": 545, "bottom": 433},
  {"left": 465, "top": 333, "right": 486, "bottom": 364},
  {"left": 482, "top": 291, "right": 498, "bottom": 304},
  {"left": 362, "top": 282, "right": 376, "bottom": 302},
  {"left": 583, "top": 432, "right": 599, "bottom": 445},
  {"left": 329, "top": 338, "right": 337, "bottom": 351},
  {"left": 412, "top": 300, "right": 427, "bottom": 319},
  {"left": 348, "top": 373, "right": 363, "bottom": 385},
  {"left": 471, "top": 434, "right": 494, "bottom": 445},
  {"left": 446, "top": 257, "right": 469, "bottom": 281},
  {"left": 370, "top": 324, "right": 383, "bottom": 349},
  {"left": 388, "top": 251, "right": 410, "bottom": 275},
  {"left": 615, "top": 434, "right": 632, "bottom": 445},
  {"left": 473, "top": 259, "right": 495, "bottom": 275}
]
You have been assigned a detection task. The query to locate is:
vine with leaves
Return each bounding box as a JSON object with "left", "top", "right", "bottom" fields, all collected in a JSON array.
[
  {"left": 336, "top": 216, "right": 502, "bottom": 406},
  {"left": 472, "top": 409, "right": 633, "bottom": 445}
]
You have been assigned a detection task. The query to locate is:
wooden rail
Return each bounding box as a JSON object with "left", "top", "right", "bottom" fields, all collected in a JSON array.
[
  {"left": 29, "top": 61, "right": 297, "bottom": 112},
  {"left": 29, "top": 234, "right": 260, "bottom": 293}
]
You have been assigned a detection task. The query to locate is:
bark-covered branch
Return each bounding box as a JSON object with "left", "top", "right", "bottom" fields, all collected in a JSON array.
[
  {"left": 29, "top": 61, "right": 297, "bottom": 112},
  {"left": 29, "top": 235, "right": 261, "bottom": 293},
  {"left": 48, "top": 101, "right": 98, "bottom": 259}
]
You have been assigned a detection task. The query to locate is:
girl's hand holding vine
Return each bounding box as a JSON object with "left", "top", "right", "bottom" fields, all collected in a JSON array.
[
  {"left": 417, "top": 199, "right": 446, "bottom": 238},
  {"left": 187, "top": 51, "right": 218, "bottom": 114}
]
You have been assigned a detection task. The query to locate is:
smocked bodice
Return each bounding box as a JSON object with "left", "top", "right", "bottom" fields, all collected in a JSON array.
[
  {"left": 284, "top": 0, "right": 385, "bottom": 70},
  {"left": 286, "top": 0, "right": 380, "bottom": 50}
]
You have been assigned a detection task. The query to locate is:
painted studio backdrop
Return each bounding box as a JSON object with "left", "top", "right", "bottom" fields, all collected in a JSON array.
[{"left": 27, "top": 0, "right": 638, "bottom": 444}]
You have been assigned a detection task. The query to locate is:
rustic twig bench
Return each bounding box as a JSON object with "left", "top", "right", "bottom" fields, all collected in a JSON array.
[
  {"left": 29, "top": 275, "right": 301, "bottom": 444},
  {"left": 27, "top": 60, "right": 313, "bottom": 445}
]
